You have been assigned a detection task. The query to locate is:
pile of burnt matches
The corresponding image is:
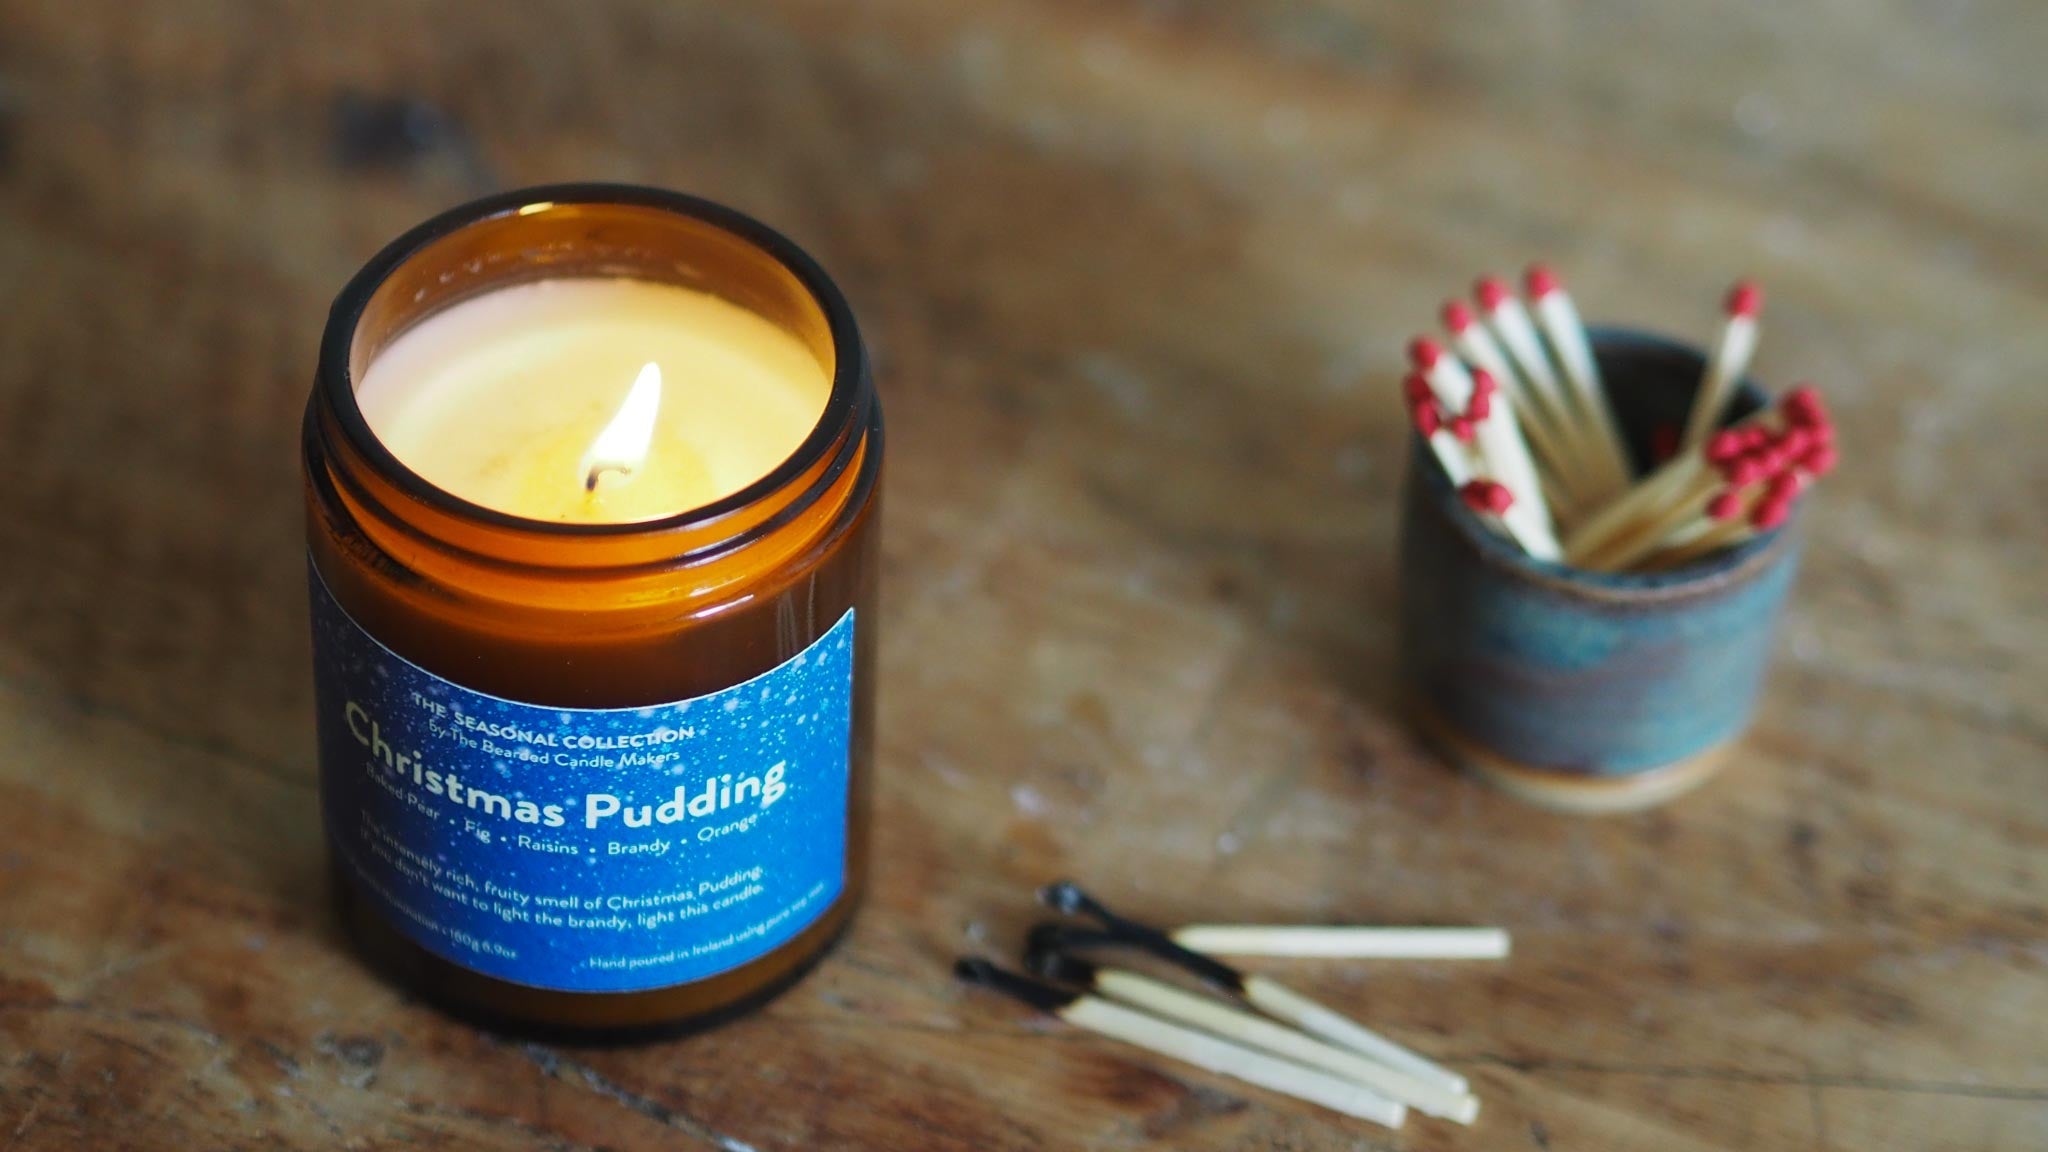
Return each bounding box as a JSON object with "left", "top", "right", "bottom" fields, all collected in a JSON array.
[{"left": 956, "top": 883, "right": 1512, "bottom": 1131}]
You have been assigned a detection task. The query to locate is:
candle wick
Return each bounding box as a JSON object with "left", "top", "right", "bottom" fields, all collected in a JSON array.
[{"left": 584, "top": 462, "right": 633, "bottom": 493}]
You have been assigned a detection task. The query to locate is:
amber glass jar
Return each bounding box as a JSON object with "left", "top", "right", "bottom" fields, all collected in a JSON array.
[{"left": 302, "top": 185, "right": 881, "bottom": 1037}]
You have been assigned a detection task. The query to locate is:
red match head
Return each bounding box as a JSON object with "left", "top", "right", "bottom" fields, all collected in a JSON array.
[
  {"left": 1799, "top": 443, "right": 1839, "bottom": 477},
  {"left": 1411, "top": 396, "right": 1443, "bottom": 437},
  {"left": 1459, "top": 479, "right": 1515, "bottom": 516},
  {"left": 1725, "top": 456, "right": 1766, "bottom": 486},
  {"left": 1765, "top": 471, "right": 1803, "bottom": 503},
  {"left": 1448, "top": 414, "right": 1477, "bottom": 443},
  {"left": 1475, "top": 276, "right": 1512, "bottom": 312},
  {"left": 1782, "top": 383, "right": 1829, "bottom": 429},
  {"left": 1524, "top": 263, "right": 1561, "bottom": 299},
  {"left": 1777, "top": 426, "right": 1814, "bottom": 458},
  {"left": 1408, "top": 336, "right": 1445, "bottom": 370},
  {"left": 1726, "top": 280, "right": 1763, "bottom": 319},
  {"left": 1470, "top": 367, "right": 1498, "bottom": 398},
  {"left": 1751, "top": 497, "right": 1794, "bottom": 531},
  {"left": 1402, "top": 371, "right": 1434, "bottom": 405},
  {"left": 1650, "top": 422, "right": 1681, "bottom": 465},
  {"left": 1706, "top": 428, "right": 1746, "bottom": 465},
  {"left": 1442, "top": 299, "right": 1476, "bottom": 334},
  {"left": 1740, "top": 425, "right": 1775, "bottom": 451},
  {"left": 1468, "top": 391, "right": 1493, "bottom": 419},
  {"left": 1707, "top": 489, "right": 1747, "bottom": 521}
]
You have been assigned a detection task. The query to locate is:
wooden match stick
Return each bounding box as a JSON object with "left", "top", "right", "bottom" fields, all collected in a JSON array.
[
  {"left": 1573, "top": 447, "right": 1769, "bottom": 570},
  {"left": 1037, "top": 884, "right": 1471, "bottom": 1096},
  {"left": 1169, "top": 925, "right": 1511, "bottom": 961},
  {"left": 1037, "top": 922, "right": 1475, "bottom": 1100},
  {"left": 1445, "top": 299, "right": 1593, "bottom": 512},
  {"left": 1562, "top": 408, "right": 1779, "bottom": 560},
  {"left": 1639, "top": 500, "right": 1754, "bottom": 570},
  {"left": 1639, "top": 474, "right": 1797, "bottom": 569},
  {"left": 1576, "top": 381, "right": 1830, "bottom": 568},
  {"left": 1028, "top": 945, "right": 1478, "bottom": 1124},
  {"left": 1408, "top": 343, "right": 1560, "bottom": 553},
  {"left": 1560, "top": 451, "right": 1714, "bottom": 562},
  {"left": 1575, "top": 482, "right": 1724, "bottom": 570},
  {"left": 1587, "top": 423, "right": 1798, "bottom": 570},
  {"left": 1679, "top": 281, "right": 1761, "bottom": 452},
  {"left": 1407, "top": 383, "right": 1558, "bottom": 559},
  {"left": 1476, "top": 276, "right": 1618, "bottom": 500},
  {"left": 1593, "top": 389, "right": 1834, "bottom": 571},
  {"left": 955, "top": 958, "right": 1409, "bottom": 1129},
  {"left": 1440, "top": 300, "right": 1524, "bottom": 412},
  {"left": 1234, "top": 976, "right": 1470, "bottom": 1097},
  {"left": 1408, "top": 342, "right": 1554, "bottom": 523},
  {"left": 1451, "top": 294, "right": 1570, "bottom": 440},
  {"left": 1525, "top": 265, "right": 1633, "bottom": 488},
  {"left": 1641, "top": 405, "right": 1833, "bottom": 569},
  {"left": 1568, "top": 449, "right": 1749, "bottom": 570}
]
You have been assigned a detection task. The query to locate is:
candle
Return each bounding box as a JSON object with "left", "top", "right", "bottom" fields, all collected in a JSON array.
[
  {"left": 304, "top": 186, "right": 882, "bottom": 1035},
  {"left": 356, "top": 278, "right": 831, "bottom": 523}
]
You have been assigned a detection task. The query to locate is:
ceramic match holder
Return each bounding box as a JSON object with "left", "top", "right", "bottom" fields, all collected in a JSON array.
[{"left": 1398, "top": 329, "right": 1799, "bottom": 813}]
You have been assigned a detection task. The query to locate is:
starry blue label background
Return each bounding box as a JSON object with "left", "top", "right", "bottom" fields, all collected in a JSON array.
[{"left": 310, "top": 565, "right": 852, "bottom": 992}]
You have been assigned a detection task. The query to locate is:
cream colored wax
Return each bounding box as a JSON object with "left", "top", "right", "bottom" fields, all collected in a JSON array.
[{"left": 357, "top": 278, "right": 830, "bottom": 523}]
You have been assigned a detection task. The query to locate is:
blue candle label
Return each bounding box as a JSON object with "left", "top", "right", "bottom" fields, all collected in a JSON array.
[{"left": 310, "top": 567, "right": 853, "bottom": 993}]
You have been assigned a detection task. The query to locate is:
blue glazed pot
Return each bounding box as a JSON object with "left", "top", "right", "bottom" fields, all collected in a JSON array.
[{"left": 1397, "top": 329, "right": 1801, "bottom": 812}]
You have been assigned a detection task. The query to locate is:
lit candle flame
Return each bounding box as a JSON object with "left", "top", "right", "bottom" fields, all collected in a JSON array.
[{"left": 581, "top": 362, "right": 662, "bottom": 493}]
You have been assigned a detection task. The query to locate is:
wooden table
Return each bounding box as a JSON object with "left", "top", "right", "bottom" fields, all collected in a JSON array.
[{"left": 3, "top": 3, "right": 2044, "bottom": 1148}]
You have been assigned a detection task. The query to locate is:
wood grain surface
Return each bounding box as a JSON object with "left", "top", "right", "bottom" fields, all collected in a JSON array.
[{"left": 2, "top": 2, "right": 2045, "bottom": 1149}]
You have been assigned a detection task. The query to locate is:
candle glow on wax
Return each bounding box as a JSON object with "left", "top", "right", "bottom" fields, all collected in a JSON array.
[{"left": 357, "top": 278, "right": 831, "bottom": 524}]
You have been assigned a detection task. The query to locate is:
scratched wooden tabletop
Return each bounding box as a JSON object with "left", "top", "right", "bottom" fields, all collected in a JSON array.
[{"left": 3, "top": 3, "right": 2045, "bottom": 1149}]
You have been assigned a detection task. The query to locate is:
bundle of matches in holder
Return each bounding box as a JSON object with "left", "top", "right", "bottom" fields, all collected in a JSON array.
[
  {"left": 1564, "top": 383, "right": 1836, "bottom": 571},
  {"left": 1402, "top": 269, "right": 1838, "bottom": 573},
  {"left": 953, "top": 883, "right": 1508, "bottom": 1132}
]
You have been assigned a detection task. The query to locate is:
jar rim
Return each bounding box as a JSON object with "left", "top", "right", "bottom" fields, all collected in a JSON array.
[{"left": 316, "top": 182, "right": 870, "bottom": 539}]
